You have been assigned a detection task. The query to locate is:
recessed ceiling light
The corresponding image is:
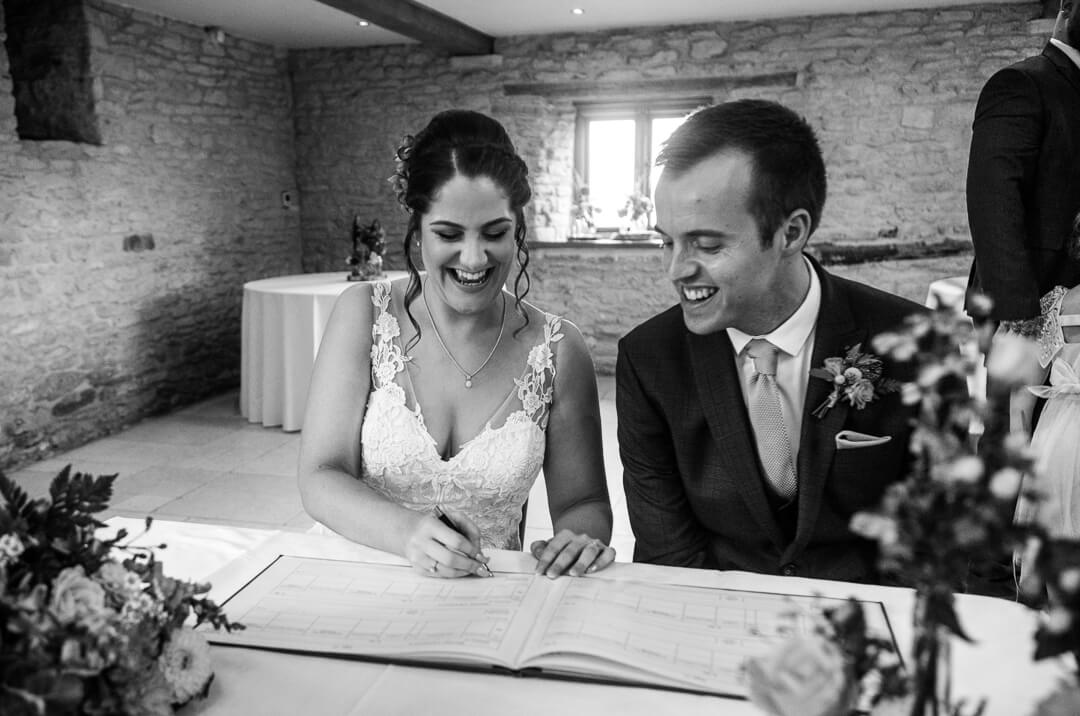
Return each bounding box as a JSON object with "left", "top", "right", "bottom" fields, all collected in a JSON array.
[
  {"left": 356, "top": 20, "right": 369, "bottom": 27},
  {"left": 571, "top": 8, "right": 584, "bottom": 15}
]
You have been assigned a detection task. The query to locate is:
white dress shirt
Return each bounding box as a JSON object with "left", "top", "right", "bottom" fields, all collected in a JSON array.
[
  {"left": 727, "top": 257, "right": 821, "bottom": 459},
  {"left": 1050, "top": 38, "right": 1080, "bottom": 73}
]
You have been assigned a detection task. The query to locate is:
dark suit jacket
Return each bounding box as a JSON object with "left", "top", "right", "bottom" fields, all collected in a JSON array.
[
  {"left": 966, "top": 42, "right": 1080, "bottom": 321},
  {"left": 617, "top": 260, "right": 923, "bottom": 583}
]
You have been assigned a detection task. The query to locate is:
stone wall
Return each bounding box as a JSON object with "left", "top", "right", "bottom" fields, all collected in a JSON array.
[
  {"left": 0, "top": 0, "right": 300, "bottom": 470},
  {"left": 291, "top": 3, "right": 1046, "bottom": 272},
  {"left": 526, "top": 247, "right": 973, "bottom": 374},
  {"left": 0, "top": 1, "right": 1049, "bottom": 468}
]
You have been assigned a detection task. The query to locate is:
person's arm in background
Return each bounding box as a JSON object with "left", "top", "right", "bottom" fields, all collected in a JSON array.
[
  {"left": 966, "top": 66, "right": 1044, "bottom": 325},
  {"left": 616, "top": 339, "right": 710, "bottom": 568}
]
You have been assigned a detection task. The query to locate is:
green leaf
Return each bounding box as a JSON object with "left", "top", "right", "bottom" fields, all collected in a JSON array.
[{"left": 0, "top": 471, "right": 36, "bottom": 523}]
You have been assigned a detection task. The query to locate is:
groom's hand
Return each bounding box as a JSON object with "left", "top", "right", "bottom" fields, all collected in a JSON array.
[{"left": 531, "top": 530, "right": 616, "bottom": 578}]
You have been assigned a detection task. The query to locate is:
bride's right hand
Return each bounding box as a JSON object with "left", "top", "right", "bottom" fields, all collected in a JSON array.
[{"left": 402, "top": 508, "right": 491, "bottom": 579}]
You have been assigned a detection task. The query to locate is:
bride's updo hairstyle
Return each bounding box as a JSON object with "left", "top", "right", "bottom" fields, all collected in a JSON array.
[{"left": 390, "top": 109, "right": 533, "bottom": 344}]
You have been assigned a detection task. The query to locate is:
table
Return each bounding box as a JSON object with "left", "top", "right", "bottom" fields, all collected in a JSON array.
[
  {"left": 240, "top": 271, "right": 406, "bottom": 431},
  {"left": 106, "top": 517, "right": 1071, "bottom": 716}
]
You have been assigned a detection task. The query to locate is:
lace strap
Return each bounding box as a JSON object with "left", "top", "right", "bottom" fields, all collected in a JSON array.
[
  {"left": 514, "top": 313, "right": 564, "bottom": 428},
  {"left": 1036, "top": 286, "right": 1069, "bottom": 368},
  {"left": 369, "top": 281, "right": 408, "bottom": 389}
]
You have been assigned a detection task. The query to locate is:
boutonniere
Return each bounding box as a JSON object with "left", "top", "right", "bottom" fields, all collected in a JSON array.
[{"left": 809, "top": 343, "right": 902, "bottom": 418}]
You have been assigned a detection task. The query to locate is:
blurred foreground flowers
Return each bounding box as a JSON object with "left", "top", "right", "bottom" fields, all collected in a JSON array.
[{"left": 0, "top": 466, "right": 241, "bottom": 715}]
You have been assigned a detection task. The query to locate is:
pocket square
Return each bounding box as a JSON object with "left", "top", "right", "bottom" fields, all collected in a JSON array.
[{"left": 835, "top": 430, "right": 891, "bottom": 450}]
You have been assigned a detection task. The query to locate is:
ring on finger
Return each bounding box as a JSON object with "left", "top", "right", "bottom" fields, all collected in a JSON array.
[{"left": 431, "top": 560, "right": 439, "bottom": 573}]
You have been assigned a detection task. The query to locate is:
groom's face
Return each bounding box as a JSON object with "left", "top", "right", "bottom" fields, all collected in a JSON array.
[{"left": 654, "top": 150, "right": 788, "bottom": 336}]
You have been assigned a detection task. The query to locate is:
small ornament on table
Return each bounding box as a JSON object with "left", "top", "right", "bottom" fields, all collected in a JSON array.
[{"left": 346, "top": 216, "right": 386, "bottom": 282}]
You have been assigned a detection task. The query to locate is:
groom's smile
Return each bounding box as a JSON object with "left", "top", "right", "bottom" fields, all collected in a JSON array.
[{"left": 654, "top": 149, "right": 809, "bottom": 337}]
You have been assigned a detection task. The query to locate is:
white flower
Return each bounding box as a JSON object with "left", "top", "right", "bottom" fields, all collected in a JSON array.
[
  {"left": 1045, "top": 607, "right": 1073, "bottom": 635},
  {"left": 0, "top": 533, "right": 25, "bottom": 566},
  {"left": 944, "top": 456, "right": 984, "bottom": 485},
  {"left": 159, "top": 628, "right": 214, "bottom": 705},
  {"left": 986, "top": 332, "right": 1043, "bottom": 388},
  {"left": 121, "top": 590, "right": 166, "bottom": 625},
  {"left": 746, "top": 634, "right": 855, "bottom": 716},
  {"left": 842, "top": 367, "right": 863, "bottom": 382},
  {"left": 1059, "top": 569, "right": 1080, "bottom": 596},
  {"left": 849, "top": 513, "right": 898, "bottom": 545},
  {"left": 989, "top": 467, "right": 1023, "bottom": 501},
  {"left": 50, "top": 566, "right": 107, "bottom": 626},
  {"left": 96, "top": 560, "right": 143, "bottom": 598}
]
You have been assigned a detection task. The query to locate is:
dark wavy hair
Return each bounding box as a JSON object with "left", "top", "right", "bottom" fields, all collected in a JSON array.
[
  {"left": 656, "top": 99, "right": 827, "bottom": 247},
  {"left": 390, "top": 109, "right": 533, "bottom": 347}
]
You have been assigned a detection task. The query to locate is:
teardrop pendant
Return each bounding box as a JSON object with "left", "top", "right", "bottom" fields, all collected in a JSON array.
[{"left": 465, "top": 378, "right": 473, "bottom": 389}]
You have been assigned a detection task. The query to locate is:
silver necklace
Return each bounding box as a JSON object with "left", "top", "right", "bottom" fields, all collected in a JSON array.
[{"left": 422, "top": 286, "right": 507, "bottom": 389}]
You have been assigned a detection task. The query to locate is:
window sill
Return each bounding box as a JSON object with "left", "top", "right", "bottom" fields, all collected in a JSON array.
[{"left": 533, "top": 232, "right": 662, "bottom": 249}]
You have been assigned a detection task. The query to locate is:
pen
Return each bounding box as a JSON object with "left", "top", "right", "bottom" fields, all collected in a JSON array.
[{"left": 434, "top": 506, "right": 494, "bottom": 578}]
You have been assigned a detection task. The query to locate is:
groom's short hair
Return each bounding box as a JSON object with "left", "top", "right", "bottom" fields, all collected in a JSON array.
[{"left": 656, "top": 99, "right": 827, "bottom": 246}]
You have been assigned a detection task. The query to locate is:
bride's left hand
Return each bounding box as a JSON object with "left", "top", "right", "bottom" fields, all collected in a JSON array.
[{"left": 530, "top": 530, "right": 616, "bottom": 578}]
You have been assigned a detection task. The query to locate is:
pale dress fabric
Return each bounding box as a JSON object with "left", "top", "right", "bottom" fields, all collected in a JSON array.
[
  {"left": 359, "top": 281, "right": 563, "bottom": 551},
  {"left": 1015, "top": 286, "right": 1080, "bottom": 588}
]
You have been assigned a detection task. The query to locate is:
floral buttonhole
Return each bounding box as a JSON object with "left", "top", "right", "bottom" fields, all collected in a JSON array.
[{"left": 809, "top": 343, "right": 902, "bottom": 419}]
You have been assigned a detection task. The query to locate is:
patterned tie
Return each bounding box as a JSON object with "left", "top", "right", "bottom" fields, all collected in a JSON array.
[{"left": 745, "top": 339, "right": 798, "bottom": 500}]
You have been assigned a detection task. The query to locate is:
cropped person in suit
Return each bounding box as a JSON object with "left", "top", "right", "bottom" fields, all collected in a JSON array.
[
  {"left": 966, "top": 0, "right": 1080, "bottom": 334},
  {"left": 617, "top": 99, "right": 924, "bottom": 583}
]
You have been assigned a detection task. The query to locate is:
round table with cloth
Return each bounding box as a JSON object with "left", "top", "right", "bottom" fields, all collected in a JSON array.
[{"left": 240, "top": 271, "right": 406, "bottom": 431}]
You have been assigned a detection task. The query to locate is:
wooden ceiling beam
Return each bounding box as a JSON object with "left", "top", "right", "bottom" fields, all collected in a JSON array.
[{"left": 315, "top": 0, "right": 494, "bottom": 55}]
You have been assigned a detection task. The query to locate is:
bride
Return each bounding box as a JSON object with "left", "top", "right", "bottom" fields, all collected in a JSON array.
[{"left": 298, "top": 110, "right": 615, "bottom": 579}]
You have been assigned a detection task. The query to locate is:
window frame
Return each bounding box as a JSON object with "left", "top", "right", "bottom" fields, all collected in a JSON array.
[{"left": 573, "top": 98, "right": 708, "bottom": 202}]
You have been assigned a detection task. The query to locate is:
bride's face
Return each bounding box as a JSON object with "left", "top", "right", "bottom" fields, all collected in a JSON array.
[{"left": 420, "top": 173, "right": 516, "bottom": 317}]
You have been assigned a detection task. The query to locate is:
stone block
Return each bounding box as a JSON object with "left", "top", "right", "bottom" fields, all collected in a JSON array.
[{"left": 901, "top": 106, "right": 936, "bottom": 130}]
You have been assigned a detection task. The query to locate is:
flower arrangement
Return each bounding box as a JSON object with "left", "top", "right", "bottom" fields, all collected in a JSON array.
[
  {"left": 571, "top": 172, "right": 596, "bottom": 237},
  {"left": 0, "top": 466, "right": 241, "bottom": 715},
  {"left": 617, "top": 193, "right": 654, "bottom": 232},
  {"left": 346, "top": 216, "right": 386, "bottom": 282},
  {"left": 750, "top": 296, "right": 1047, "bottom": 715},
  {"left": 809, "top": 343, "right": 902, "bottom": 418},
  {"left": 747, "top": 598, "right": 907, "bottom": 716}
]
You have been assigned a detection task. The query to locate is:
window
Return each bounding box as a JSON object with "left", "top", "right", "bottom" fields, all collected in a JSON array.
[
  {"left": 573, "top": 99, "right": 704, "bottom": 235},
  {"left": 2, "top": 0, "right": 102, "bottom": 144}
]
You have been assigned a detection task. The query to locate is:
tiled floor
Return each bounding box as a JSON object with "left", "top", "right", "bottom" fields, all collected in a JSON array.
[{"left": 8, "top": 376, "right": 636, "bottom": 558}]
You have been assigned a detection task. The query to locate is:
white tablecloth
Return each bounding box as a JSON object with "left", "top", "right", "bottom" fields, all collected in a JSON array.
[
  {"left": 103, "top": 518, "right": 1070, "bottom": 716},
  {"left": 926, "top": 275, "right": 967, "bottom": 311},
  {"left": 240, "top": 271, "right": 406, "bottom": 431}
]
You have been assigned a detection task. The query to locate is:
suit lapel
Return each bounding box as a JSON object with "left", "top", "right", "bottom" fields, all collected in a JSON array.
[
  {"left": 784, "top": 260, "right": 864, "bottom": 563},
  {"left": 1045, "top": 43, "right": 1080, "bottom": 99},
  {"left": 688, "top": 330, "right": 785, "bottom": 551}
]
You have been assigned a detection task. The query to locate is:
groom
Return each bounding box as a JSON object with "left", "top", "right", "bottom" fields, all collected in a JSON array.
[{"left": 617, "top": 99, "right": 923, "bottom": 583}]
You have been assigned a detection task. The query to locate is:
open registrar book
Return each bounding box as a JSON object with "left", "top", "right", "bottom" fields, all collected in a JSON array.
[{"left": 204, "top": 556, "right": 898, "bottom": 699}]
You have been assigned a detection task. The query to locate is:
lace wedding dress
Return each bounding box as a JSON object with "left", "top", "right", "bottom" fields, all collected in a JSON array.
[
  {"left": 1015, "top": 287, "right": 1080, "bottom": 542},
  {"left": 359, "top": 281, "right": 563, "bottom": 550}
]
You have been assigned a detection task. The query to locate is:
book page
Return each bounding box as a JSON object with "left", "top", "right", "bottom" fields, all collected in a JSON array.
[
  {"left": 206, "top": 555, "right": 552, "bottom": 668},
  {"left": 519, "top": 577, "right": 895, "bottom": 698}
]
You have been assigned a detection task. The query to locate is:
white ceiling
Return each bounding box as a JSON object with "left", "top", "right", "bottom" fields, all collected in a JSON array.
[{"left": 108, "top": 0, "right": 1027, "bottom": 49}]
